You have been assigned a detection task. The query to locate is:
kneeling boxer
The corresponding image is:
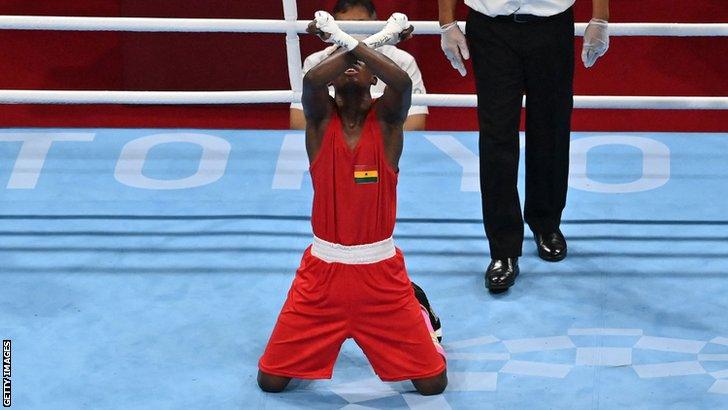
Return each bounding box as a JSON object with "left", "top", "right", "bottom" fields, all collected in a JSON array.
[{"left": 258, "top": 11, "right": 447, "bottom": 396}]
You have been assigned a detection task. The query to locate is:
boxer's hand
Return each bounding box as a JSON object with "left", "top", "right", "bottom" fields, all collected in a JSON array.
[
  {"left": 364, "top": 13, "right": 414, "bottom": 49},
  {"left": 440, "top": 21, "right": 469, "bottom": 77},
  {"left": 312, "top": 11, "right": 359, "bottom": 51},
  {"left": 399, "top": 26, "right": 415, "bottom": 43},
  {"left": 306, "top": 21, "right": 328, "bottom": 41},
  {"left": 582, "top": 18, "right": 609, "bottom": 68}
]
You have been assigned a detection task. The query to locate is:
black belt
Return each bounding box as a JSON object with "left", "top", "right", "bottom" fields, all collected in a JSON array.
[
  {"left": 493, "top": 13, "right": 550, "bottom": 23},
  {"left": 476, "top": 7, "right": 573, "bottom": 24}
]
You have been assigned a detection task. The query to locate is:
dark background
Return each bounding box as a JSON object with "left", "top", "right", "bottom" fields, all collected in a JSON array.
[{"left": 0, "top": 0, "right": 725, "bottom": 130}]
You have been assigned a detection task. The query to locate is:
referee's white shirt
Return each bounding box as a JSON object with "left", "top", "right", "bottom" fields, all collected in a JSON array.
[
  {"left": 290, "top": 45, "right": 428, "bottom": 117},
  {"left": 465, "top": 0, "right": 575, "bottom": 17}
]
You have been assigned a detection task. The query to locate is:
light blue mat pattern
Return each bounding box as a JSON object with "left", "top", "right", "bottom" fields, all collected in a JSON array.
[{"left": 1, "top": 129, "right": 727, "bottom": 409}]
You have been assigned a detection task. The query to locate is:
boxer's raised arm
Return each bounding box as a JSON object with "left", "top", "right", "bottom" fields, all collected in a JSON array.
[
  {"left": 301, "top": 46, "right": 350, "bottom": 125},
  {"left": 349, "top": 45, "right": 411, "bottom": 124}
]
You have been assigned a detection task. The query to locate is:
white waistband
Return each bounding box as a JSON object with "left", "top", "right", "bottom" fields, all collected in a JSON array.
[{"left": 311, "top": 235, "right": 396, "bottom": 265}]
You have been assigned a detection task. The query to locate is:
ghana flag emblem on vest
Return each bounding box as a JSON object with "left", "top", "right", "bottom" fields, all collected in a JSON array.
[{"left": 354, "top": 165, "right": 378, "bottom": 184}]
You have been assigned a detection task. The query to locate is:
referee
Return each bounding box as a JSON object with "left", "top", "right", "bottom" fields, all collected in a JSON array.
[{"left": 437, "top": 0, "right": 610, "bottom": 292}]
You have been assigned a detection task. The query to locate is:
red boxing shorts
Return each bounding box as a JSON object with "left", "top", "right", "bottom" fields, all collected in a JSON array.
[{"left": 258, "top": 246, "right": 445, "bottom": 381}]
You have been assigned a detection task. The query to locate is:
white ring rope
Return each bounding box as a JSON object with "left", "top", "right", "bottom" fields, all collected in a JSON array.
[
  {"left": 0, "top": 11, "right": 726, "bottom": 110},
  {"left": 0, "top": 16, "right": 727, "bottom": 36},
  {"left": 282, "top": 0, "right": 303, "bottom": 93},
  {"left": 0, "top": 90, "right": 725, "bottom": 110}
]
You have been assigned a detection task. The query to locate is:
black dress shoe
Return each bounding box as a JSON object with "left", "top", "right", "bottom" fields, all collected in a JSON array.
[
  {"left": 485, "top": 258, "right": 519, "bottom": 293},
  {"left": 534, "top": 230, "right": 567, "bottom": 262}
]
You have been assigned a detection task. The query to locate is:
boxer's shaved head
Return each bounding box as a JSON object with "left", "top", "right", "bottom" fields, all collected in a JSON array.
[{"left": 331, "top": 56, "right": 376, "bottom": 94}]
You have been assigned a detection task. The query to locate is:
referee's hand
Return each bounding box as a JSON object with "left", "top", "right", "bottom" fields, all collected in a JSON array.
[
  {"left": 582, "top": 19, "right": 609, "bottom": 68},
  {"left": 440, "top": 21, "right": 470, "bottom": 76}
]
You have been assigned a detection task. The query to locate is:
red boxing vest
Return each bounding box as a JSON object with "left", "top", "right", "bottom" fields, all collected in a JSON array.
[{"left": 309, "top": 102, "right": 398, "bottom": 246}]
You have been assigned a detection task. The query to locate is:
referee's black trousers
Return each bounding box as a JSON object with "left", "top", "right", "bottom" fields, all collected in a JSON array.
[{"left": 466, "top": 8, "right": 574, "bottom": 259}]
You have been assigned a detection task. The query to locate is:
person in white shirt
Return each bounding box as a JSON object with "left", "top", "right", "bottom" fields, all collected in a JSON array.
[
  {"left": 290, "top": 0, "right": 428, "bottom": 131},
  {"left": 438, "top": 0, "right": 610, "bottom": 293}
]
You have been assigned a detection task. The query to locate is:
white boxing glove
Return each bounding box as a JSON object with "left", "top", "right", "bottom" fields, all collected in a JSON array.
[
  {"left": 440, "top": 21, "right": 470, "bottom": 77},
  {"left": 364, "top": 12, "right": 411, "bottom": 49},
  {"left": 582, "top": 18, "right": 609, "bottom": 68},
  {"left": 314, "top": 10, "right": 359, "bottom": 51}
]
